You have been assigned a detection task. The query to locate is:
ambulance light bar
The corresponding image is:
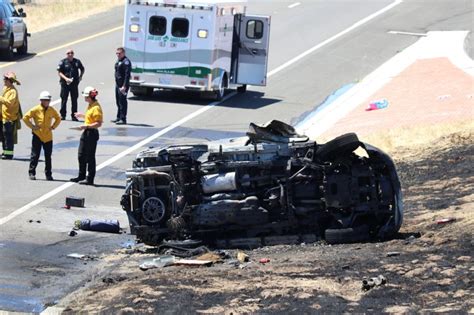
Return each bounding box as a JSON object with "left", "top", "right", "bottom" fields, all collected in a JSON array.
[{"left": 129, "top": 1, "right": 213, "bottom": 10}]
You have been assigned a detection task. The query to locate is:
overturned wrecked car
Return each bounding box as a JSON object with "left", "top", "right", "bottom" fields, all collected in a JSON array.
[{"left": 121, "top": 121, "right": 402, "bottom": 247}]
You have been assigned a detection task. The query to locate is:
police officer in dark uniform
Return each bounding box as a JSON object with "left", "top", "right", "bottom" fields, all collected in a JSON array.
[
  {"left": 112, "top": 47, "right": 131, "bottom": 125},
  {"left": 57, "top": 49, "right": 85, "bottom": 121}
]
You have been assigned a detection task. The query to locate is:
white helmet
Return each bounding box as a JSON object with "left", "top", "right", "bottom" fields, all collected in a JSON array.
[
  {"left": 82, "top": 86, "right": 98, "bottom": 97},
  {"left": 39, "top": 91, "right": 52, "bottom": 100}
]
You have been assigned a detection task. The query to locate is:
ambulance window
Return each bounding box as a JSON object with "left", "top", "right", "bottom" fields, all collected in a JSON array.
[
  {"left": 172, "top": 18, "right": 189, "bottom": 38},
  {"left": 149, "top": 16, "right": 166, "bottom": 36},
  {"left": 246, "top": 20, "right": 264, "bottom": 39}
]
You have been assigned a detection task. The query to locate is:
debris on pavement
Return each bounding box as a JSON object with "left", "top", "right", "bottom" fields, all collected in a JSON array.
[
  {"left": 139, "top": 255, "right": 176, "bottom": 271},
  {"left": 386, "top": 251, "right": 401, "bottom": 257},
  {"left": 74, "top": 219, "right": 121, "bottom": 234},
  {"left": 216, "top": 250, "right": 231, "bottom": 259},
  {"left": 362, "top": 275, "right": 387, "bottom": 291},
  {"left": 159, "top": 244, "right": 209, "bottom": 258},
  {"left": 365, "top": 99, "right": 389, "bottom": 111},
  {"left": 174, "top": 259, "right": 213, "bottom": 267},
  {"left": 67, "top": 253, "right": 98, "bottom": 261},
  {"left": 68, "top": 230, "right": 77, "bottom": 237},
  {"left": 259, "top": 258, "right": 270, "bottom": 264},
  {"left": 437, "top": 94, "right": 452, "bottom": 101},
  {"left": 196, "top": 252, "right": 223, "bottom": 263},
  {"left": 237, "top": 251, "right": 249, "bottom": 263},
  {"left": 436, "top": 218, "right": 456, "bottom": 224},
  {"left": 66, "top": 196, "right": 85, "bottom": 208}
]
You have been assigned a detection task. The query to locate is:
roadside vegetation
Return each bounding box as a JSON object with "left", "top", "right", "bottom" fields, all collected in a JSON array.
[{"left": 14, "top": 0, "right": 124, "bottom": 34}]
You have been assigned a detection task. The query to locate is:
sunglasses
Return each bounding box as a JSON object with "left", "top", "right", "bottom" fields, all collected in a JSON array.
[{"left": 67, "top": 52, "right": 74, "bottom": 55}]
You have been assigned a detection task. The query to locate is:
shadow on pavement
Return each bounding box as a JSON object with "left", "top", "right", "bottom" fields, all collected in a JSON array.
[
  {"left": 93, "top": 184, "right": 125, "bottom": 190},
  {"left": 129, "top": 90, "right": 282, "bottom": 109},
  {"left": 0, "top": 52, "right": 36, "bottom": 63}
]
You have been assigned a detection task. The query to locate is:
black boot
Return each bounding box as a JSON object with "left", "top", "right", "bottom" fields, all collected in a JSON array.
[
  {"left": 79, "top": 179, "right": 94, "bottom": 186},
  {"left": 70, "top": 176, "right": 85, "bottom": 183}
]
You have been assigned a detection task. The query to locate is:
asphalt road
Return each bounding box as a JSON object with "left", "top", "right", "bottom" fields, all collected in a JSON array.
[{"left": 0, "top": 0, "right": 472, "bottom": 312}]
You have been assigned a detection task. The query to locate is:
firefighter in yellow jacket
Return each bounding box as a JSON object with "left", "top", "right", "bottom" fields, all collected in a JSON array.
[
  {"left": 70, "top": 86, "right": 103, "bottom": 186},
  {"left": 23, "top": 91, "right": 61, "bottom": 181},
  {"left": 0, "top": 72, "right": 21, "bottom": 160}
]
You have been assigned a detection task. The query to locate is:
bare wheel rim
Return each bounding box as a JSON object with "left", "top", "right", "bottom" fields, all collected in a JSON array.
[
  {"left": 142, "top": 197, "right": 166, "bottom": 224},
  {"left": 217, "top": 78, "right": 224, "bottom": 99}
]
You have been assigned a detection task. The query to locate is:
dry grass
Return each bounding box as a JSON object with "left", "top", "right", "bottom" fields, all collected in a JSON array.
[
  {"left": 357, "top": 119, "right": 474, "bottom": 155},
  {"left": 16, "top": 0, "right": 124, "bottom": 34}
]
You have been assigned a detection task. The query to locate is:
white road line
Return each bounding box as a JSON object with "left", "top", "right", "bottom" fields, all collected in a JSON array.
[
  {"left": 288, "top": 2, "right": 301, "bottom": 9},
  {"left": 0, "top": 0, "right": 403, "bottom": 226},
  {"left": 0, "top": 92, "right": 235, "bottom": 226},
  {"left": 388, "top": 30, "right": 427, "bottom": 37},
  {"left": 0, "top": 26, "right": 123, "bottom": 69},
  {"left": 268, "top": 0, "right": 403, "bottom": 77}
]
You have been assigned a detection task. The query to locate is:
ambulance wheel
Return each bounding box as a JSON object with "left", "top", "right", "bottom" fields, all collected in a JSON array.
[
  {"left": 145, "top": 88, "right": 154, "bottom": 97},
  {"left": 237, "top": 84, "right": 247, "bottom": 93},
  {"left": 131, "top": 87, "right": 153, "bottom": 97},
  {"left": 214, "top": 75, "right": 227, "bottom": 101}
]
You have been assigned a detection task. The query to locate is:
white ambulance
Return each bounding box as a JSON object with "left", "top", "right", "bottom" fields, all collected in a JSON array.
[{"left": 123, "top": 0, "right": 271, "bottom": 99}]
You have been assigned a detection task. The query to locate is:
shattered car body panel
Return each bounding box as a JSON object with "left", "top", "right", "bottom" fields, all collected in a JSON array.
[{"left": 121, "top": 121, "right": 403, "bottom": 247}]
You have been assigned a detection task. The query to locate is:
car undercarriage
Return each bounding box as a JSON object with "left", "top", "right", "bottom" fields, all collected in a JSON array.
[{"left": 121, "top": 121, "right": 403, "bottom": 247}]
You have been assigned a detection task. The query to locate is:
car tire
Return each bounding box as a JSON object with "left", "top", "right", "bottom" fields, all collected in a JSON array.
[
  {"left": 2, "top": 36, "right": 14, "bottom": 61},
  {"left": 317, "top": 133, "right": 360, "bottom": 161},
  {"left": 17, "top": 32, "right": 28, "bottom": 55},
  {"left": 325, "top": 225, "right": 370, "bottom": 244}
]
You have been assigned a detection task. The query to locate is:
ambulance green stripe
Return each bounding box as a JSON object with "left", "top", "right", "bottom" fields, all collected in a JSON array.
[{"left": 132, "top": 66, "right": 224, "bottom": 79}]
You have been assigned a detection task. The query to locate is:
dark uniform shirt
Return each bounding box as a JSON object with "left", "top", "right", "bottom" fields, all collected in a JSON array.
[
  {"left": 57, "top": 58, "right": 84, "bottom": 84},
  {"left": 114, "top": 56, "right": 132, "bottom": 89}
]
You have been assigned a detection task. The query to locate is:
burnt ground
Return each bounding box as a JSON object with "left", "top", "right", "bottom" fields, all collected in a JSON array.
[{"left": 58, "top": 127, "right": 473, "bottom": 314}]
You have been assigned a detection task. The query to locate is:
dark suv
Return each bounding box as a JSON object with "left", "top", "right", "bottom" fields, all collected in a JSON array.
[
  {"left": 121, "top": 121, "right": 403, "bottom": 247},
  {"left": 0, "top": 1, "right": 28, "bottom": 60}
]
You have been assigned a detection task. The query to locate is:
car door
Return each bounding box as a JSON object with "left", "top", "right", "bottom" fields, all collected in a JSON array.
[
  {"left": 236, "top": 15, "right": 271, "bottom": 86},
  {"left": 5, "top": 2, "right": 23, "bottom": 44}
]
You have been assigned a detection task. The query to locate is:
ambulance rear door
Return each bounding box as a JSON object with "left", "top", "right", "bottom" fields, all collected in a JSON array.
[
  {"left": 236, "top": 15, "right": 271, "bottom": 86},
  {"left": 144, "top": 12, "right": 168, "bottom": 73}
]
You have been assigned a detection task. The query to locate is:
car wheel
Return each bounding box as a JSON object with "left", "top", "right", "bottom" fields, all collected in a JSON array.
[
  {"left": 2, "top": 36, "right": 14, "bottom": 61},
  {"left": 17, "top": 32, "right": 28, "bottom": 55},
  {"left": 325, "top": 225, "right": 370, "bottom": 244},
  {"left": 317, "top": 133, "right": 360, "bottom": 161}
]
